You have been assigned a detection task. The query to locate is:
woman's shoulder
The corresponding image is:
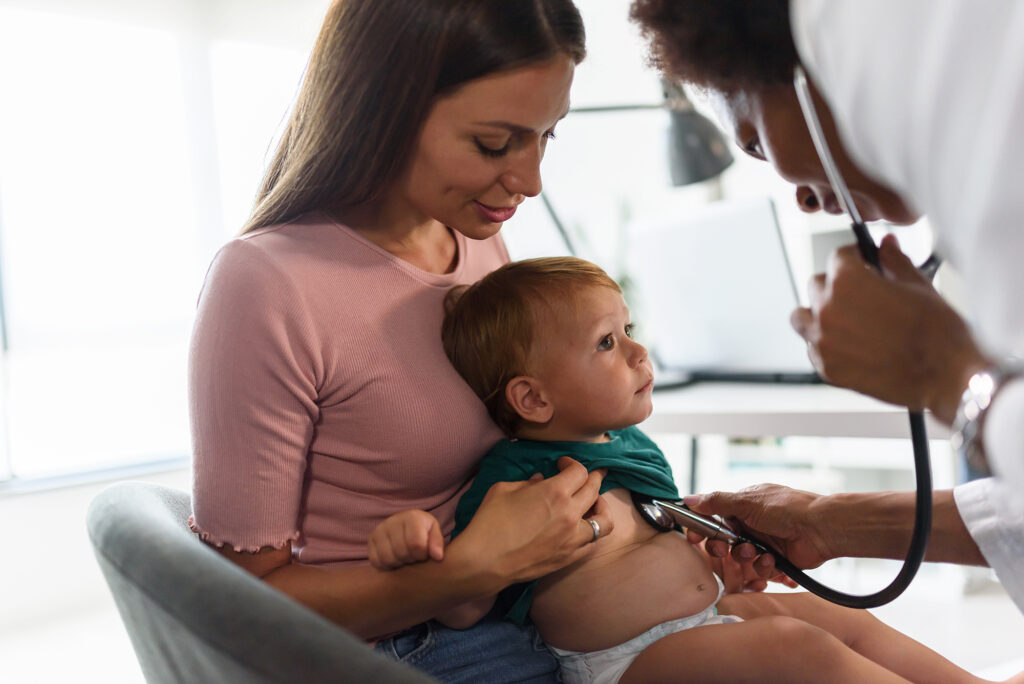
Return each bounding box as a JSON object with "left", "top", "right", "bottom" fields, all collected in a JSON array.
[
  {"left": 231, "top": 212, "right": 348, "bottom": 265},
  {"left": 206, "top": 213, "right": 377, "bottom": 293}
]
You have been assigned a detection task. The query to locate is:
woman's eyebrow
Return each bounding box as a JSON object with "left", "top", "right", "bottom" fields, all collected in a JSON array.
[
  {"left": 473, "top": 121, "right": 536, "bottom": 134},
  {"left": 473, "top": 111, "right": 569, "bottom": 134}
]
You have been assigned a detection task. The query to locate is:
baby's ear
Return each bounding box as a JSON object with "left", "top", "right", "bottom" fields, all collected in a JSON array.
[{"left": 505, "top": 376, "right": 553, "bottom": 424}]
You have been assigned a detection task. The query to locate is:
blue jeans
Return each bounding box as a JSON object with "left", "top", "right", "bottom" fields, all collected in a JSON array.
[{"left": 374, "top": 604, "right": 560, "bottom": 683}]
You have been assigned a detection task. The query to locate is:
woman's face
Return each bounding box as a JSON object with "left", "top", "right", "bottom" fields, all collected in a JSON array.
[
  {"left": 392, "top": 54, "right": 576, "bottom": 241},
  {"left": 707, "top": 84, "right": 918, "bottom": 225}
]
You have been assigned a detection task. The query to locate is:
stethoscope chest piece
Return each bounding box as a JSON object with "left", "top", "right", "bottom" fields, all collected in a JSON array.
[{"left": 633, "top": 495, "right": 677, "bottom": 532}]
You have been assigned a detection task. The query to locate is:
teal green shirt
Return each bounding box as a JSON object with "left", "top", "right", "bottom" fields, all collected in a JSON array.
[{"left": 452, "top": 426, "right": 679, "bottom": 624}]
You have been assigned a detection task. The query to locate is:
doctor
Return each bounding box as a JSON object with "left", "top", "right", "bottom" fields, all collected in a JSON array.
[{"left": 630, "top": 0, "right": 1024, "bottom": 614}]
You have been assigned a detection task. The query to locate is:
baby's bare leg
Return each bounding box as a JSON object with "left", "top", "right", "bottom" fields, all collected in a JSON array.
[
  {"left": 717, "top": 592, "right": 990, "bottom": 684},
  {"left": 620, "top": 616, "right": 908, "bottom": 684}
]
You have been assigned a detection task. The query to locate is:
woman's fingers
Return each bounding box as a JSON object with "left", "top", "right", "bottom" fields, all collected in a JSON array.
[
  {"left": 451, "top": 459, "right": 621, "bottom": 587},
  {"left": 580, "top": 517, "right": 601, "bottom": 545},
  {"left": 582, "top": 481, "right": 614, "bottom": 542},
  {"left": 553, "top": 457, "right": 615, "bottom": 542}
]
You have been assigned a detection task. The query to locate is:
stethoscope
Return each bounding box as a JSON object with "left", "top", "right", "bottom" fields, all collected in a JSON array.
[{"left": 635, "top": 67, "right": 941, "bottom": 609}]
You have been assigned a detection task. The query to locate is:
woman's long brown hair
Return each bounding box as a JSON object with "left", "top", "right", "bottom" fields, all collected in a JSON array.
[{"left": 242, "top": 0, "right": 586, "bottom": 234}]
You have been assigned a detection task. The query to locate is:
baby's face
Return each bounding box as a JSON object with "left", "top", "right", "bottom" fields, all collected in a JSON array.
[{"left": 528, "top": 285, "right": 654, "bottom": 441}]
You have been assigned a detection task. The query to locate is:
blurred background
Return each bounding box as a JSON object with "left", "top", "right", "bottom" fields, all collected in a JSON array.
[{"left": 0, "top": 0, "right": 1019, "bottom": 681}]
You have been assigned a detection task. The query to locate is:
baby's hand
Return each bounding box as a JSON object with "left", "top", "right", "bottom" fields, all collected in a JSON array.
[{"left": 368, "top": 509, "right": 445, "bottom": 570}]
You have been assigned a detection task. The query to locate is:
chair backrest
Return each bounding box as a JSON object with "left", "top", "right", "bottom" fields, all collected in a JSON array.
[{"left": 87, "top": 481, "right": 436, "bottom": 684}]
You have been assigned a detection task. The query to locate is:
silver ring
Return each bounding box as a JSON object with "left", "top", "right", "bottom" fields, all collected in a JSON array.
[{"left": 587, "top": 518, "right": 601, "bottom": 543}]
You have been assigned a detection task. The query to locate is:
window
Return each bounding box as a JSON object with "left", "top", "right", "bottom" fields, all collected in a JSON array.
[{"left": 0, "top": 1, "right": 326, "bottom": 481}]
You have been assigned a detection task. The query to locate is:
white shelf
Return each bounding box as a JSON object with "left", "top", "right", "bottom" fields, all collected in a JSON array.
[{"left": 643, "top": 383, "right": 950, "bottom": 440}]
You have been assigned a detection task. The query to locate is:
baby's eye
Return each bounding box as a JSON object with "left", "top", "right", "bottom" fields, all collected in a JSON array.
[
  {"left": 597, "top": 334, "right": 614, "bottom": 351},
  {"left": 624, "top": 323, "right": 635, "bottom": 339}
]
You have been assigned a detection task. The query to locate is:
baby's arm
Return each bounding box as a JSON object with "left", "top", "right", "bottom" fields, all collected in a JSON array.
[{"left": 368, "top": 510, "right": 496, "bottom": 629}]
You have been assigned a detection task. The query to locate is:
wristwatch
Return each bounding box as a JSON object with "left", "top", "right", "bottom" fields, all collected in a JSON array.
[{"left": 951, "top": 361, "right": 1024, "bottom": 477}]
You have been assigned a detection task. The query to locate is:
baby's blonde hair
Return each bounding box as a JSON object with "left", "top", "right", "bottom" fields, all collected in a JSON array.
[{"left": 442, "top": 256, "right": 621, "bottom": 435}]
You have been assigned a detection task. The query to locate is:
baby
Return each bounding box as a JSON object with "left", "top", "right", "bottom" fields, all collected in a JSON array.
[{"left": 369, "top": 257, "right": 1008, "bottom": 684}]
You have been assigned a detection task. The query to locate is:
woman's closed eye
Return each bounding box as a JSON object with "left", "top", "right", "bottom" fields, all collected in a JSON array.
[
  {"left": 474, "top": 130, "right": 557, "bottom": 159},
  {"left": 475, "top": 137, "right": 510, "bottom": 158},
  {"left": 742, "top": 135, "right": 766, "bottom": 161}
]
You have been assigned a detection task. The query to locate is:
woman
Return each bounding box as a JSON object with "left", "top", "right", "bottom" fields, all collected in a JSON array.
[
  {"left": 188, "top": 1, "right": 610, "bottom": 680},
  {"left": 630, "top": 0, "right": 1024, "bottom": 616}
]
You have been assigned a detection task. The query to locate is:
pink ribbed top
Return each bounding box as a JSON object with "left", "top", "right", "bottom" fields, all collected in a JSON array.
[{"left": 188, "top": 212, "right": 507, "bottom": 566}]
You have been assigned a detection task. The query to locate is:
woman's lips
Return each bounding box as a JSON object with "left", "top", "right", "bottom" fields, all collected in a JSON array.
[
  {"left": 474, "top": 201, "right": 517, "bottom": 223},
  {"left": 636, "top": 379, "right": 653, "bottom": 394}
]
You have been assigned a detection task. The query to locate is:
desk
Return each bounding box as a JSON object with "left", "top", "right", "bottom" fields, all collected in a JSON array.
[
  {"left": 641, "top": 383, "right": 951, "bottom": 493},
  {"left": 643, "top": 383, "right": 950, "bottom": 440}
]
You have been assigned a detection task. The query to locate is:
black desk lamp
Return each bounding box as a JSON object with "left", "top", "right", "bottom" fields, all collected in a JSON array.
[{"left": 542, "top": 80, "right": 734, "bottom": 255}]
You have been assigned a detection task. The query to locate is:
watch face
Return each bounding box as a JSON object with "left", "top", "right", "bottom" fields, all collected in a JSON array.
[{"left": 953, "top": 365, "right": 1022, "bottom": 479}]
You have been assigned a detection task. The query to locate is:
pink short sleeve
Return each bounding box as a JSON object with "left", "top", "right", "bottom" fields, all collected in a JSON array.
[{"left": 188, "top": 238, "right": 322, "bottom": 552}]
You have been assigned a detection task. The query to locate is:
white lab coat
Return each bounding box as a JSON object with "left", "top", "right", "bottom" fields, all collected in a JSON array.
[{"left": 792, "top": 0, "right": 1024, "bottom": 614}]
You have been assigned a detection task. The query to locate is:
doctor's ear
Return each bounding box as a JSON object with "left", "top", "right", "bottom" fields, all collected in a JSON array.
[{"left": 505, "top": 376, "right": 553, "bottom": 424}]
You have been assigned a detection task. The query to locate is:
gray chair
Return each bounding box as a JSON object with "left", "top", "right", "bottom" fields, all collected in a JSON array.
[{"left": 87, "top": 481, "right": 436, "bottom": 684}]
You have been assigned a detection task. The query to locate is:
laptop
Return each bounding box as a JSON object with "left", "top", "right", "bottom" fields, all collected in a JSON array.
[{"left": 625, "top": 196, "right": 820, "bottom": 389}]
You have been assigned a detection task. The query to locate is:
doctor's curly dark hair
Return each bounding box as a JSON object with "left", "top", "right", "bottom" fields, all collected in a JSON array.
[{"left": 630, "top": 0, "right": 799, "bottom": 92}]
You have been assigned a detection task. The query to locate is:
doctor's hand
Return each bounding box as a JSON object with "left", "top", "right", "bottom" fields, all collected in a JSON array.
[
  {"left": 791, "top": 234, "right": 990, "bottom": 425},
  {"left": 683, "top": 484, "right": 835, "bottom": 580},
  {"left": 701, "top": 539, "right": 797, "bottom": 592}
]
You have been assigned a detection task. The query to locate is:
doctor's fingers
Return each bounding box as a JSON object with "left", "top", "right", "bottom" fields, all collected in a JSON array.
[
  {"left": 789, "top": 308, "right": 828, "bottom": 375},
  {"left": 730, "top": 544, "right": 780, "bottom": 580},
  {"left": 714, "top": 546, "right": 769, "bottom": 593},
  {"left": 804, "top": 272, "right": 828, "bottom": 315},
  {"left": 691, "top": 524, "right": 787, "bottom": 583},
  {"left": 826, "top": 243, "right": 878, "bottom": 279},
  {"left": 878, "top": 234, "right": 931, "bottom": 285},
  {"left": 790, "top": 306, "right": 817, "bottom": 343}
]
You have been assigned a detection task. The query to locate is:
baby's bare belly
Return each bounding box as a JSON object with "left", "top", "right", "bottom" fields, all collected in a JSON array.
[{"left": 529, "top": 488, "right": 719, "bottom": 653}]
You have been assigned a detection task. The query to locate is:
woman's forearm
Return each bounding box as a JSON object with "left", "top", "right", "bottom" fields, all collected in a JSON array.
[
  {"left": 822, "top": 489, "right": 986, "bottom": 566},
  {"left": 264, "top": 544, "right": 501, "bottom": 640},
  {"left": 242, "top": 461, "right": 611, "bottom": 639}
]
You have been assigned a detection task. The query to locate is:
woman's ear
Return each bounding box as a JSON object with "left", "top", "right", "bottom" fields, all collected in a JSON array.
[{"left": 505, "top": 376, "right": 553, "bottom": 424}]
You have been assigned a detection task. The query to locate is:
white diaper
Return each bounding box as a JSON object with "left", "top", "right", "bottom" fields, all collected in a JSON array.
[{"left": 548, "top": 577, "right": 742, "bottom": 684}]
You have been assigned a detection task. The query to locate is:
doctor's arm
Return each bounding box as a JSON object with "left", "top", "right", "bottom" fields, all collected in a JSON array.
[{"left": 685, "top": 484, "right": 986, "bottom": 577}]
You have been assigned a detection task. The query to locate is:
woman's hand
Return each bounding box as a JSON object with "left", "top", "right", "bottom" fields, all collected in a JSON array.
[
  {"left": 791, "top": 234, "right": 989, "bottom": 424},
  {"left": 683, "top": 483, "right": 836, "bottom": 580},
  {"left": 447, "top": 456, "right": 613, "bottom": 589},
  {"left": 367, "top": 509, "right": 444, "bottom": 570}
]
